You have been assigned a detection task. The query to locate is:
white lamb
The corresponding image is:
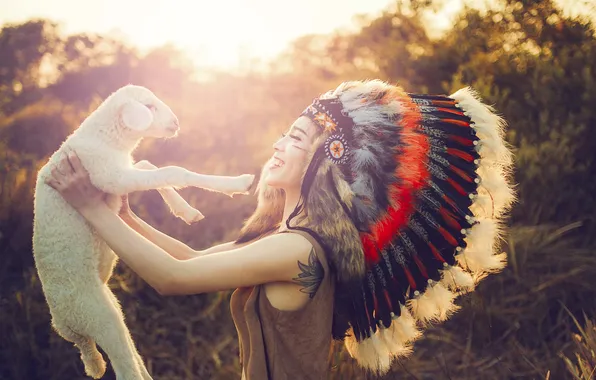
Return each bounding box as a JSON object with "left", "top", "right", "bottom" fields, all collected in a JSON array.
[{"left": 32, "top": 84, "right": 255, "bottom": 380}]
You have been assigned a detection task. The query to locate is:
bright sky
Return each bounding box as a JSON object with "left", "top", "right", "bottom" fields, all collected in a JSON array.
[{"left": 0, "top": 0, "right": 464, "bottom": 70}]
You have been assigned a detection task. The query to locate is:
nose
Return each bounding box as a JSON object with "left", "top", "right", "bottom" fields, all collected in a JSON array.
[
  {"left": 168, "top": 117, "right": 179, "bottom": 130},
  {"left": 273, "top": 137, "right": 285, "bottom": 151}
]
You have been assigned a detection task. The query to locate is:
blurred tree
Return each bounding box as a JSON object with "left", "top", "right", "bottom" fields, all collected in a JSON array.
[
  {"left": 0, "top": 19, "right": 60, "bottom": 115},
  {"left": 440, "top": 0, "right": 596, "bottom": 227},
  {"left": 47, "top": 36, "right": 138, "bottom": 105}
]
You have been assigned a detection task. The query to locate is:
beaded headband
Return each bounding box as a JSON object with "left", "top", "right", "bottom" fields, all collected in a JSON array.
[{"left": 300, "top": 97, "right": 354, "bottom": 165}]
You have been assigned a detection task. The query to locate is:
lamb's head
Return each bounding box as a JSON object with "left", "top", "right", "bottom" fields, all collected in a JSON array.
[{"left": 105, "top": 84, "right": 180, "bottom": 140}]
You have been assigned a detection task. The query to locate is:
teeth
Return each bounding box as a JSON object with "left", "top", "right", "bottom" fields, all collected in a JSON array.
[{"left": 273, "top": 157, "right": 284, "bottom": 167}]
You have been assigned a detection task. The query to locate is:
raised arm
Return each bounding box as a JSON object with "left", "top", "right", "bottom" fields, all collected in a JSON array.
[
  {"left": 121, "top": 210, "right": 247, "bottom": 258},
  {"left": 79, "top": 203, "right": 313, "bottom": 295},
  {"left": 120, "top": 211, "right": 198, "bottom": 260},
  {"left": 167, "top": 232, "right": 314, "bottom": 295},
  {"left": 45, "top": 149, "right": 299, "bottom": 295},
  {"left": 198, "top": 240, "right": 250, "bottom": 255}
]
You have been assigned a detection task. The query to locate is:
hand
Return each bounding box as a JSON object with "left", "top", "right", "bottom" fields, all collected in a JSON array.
[{"left": 45, "top": 149, "right": 107, "bottom": 213}]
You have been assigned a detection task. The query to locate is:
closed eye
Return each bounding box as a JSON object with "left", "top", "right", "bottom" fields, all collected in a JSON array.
[
  {"left": 280, "top": 132, "right": 301, "bottom": 142},
  {"left": 145, "top": 104, "right": 157, "bottom": 112}
]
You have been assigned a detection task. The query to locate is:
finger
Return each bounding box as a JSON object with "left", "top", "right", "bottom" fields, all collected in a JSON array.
[
  {"left": 51, "top": 165, "right": 67, "bottom": 182},
  {"left": 54, "top": 154, "right": 74, "bottom": 178},
  {"left": 61, "top": 152, "right": 76, "bottom": 176},
  {"left": 53, "top": 158, "right": 69, "bottom": 177},
  {"left": 45, "top": 177, "right": 62, "bottom": 190},
  {"left": 66, "top": 150, "right": 86, "bottom": 174}
]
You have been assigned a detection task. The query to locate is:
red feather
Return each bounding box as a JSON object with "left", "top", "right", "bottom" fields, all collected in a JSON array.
[
  {"left": 447, "top": 148, "right": 475, "bottom": 162},
  {"left": 442, "top": 194, "right": 458, "bottom": 209},
  {"left": 447, "top": 178, "right": 468, "bottom": 196},
  {"left": 439, "top": 206, "right": 462, "bottom": 230},
  {"left": 436, "top": 107, "right": 465, "bottom": 116},
  {"left": 438, "top": 226, "right": 459, "bottom": 246},
  {"left": 372, "top": 190, "right": 414, "bottom": 252},
  {"left": 403, "top": 266, "right": 417, "bottom": 290},
  {"left": 431, "top": 100, "right": 456, "bottom": 107},
  {"left": 368, "top": 92, "right": 431, "bottom": 252},
  {"left": 361, "top": 233, "right": 380, "bottom": 265},
  {"left": 414, "top": 256, "right": 429, "bottom": 279},
  {"left": 442, "top": 118, "right": 470, "bottom": 127},
  {"left": 450, "top": 165, "right": 474, "bottom": 182},
  {"left": 383, "top": 289, "right": 394, "bottom": 313},
  {"left": 449, "top": 135, "right": 475, "bottom": 146},
  {"left": 428, "top": 242, "right": 446, "bottom": 263}
]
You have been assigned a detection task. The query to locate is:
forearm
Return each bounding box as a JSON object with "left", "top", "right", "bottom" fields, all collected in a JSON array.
[
  {"left": 81, "top": 205, "right": 179, "bottom": 293},
  {"left": 122, "top": 212, "right": 198, "bottom": 260},
  {"left": 200, "top": 240, "right": 247, "bottom": 255},
  {"left": 122, "top": 211, "right": 245, "bottom": 257}
]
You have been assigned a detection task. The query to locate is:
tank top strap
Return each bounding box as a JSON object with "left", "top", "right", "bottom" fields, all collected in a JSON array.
[{"left": 279, "top": 229, "right": 329, "bottom": 274}]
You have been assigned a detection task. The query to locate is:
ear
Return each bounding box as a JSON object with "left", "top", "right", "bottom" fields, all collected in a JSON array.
[{"left": 119, "top": 101, "right": 154, "bottom": 130}]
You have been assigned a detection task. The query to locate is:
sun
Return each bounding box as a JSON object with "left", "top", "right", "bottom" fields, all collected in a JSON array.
[{"left": 108, "top": 2, "right": 272, "bottom": 69}]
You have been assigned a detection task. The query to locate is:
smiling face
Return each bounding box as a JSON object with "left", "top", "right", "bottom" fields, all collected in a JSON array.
[{"left": 265, "top": 116, "right": 318, "bottom": 192}]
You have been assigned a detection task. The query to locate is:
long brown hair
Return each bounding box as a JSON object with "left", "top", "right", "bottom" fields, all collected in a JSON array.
[
  {"left": 235, "top": 109, "right": 366, "bottom": 340},
  {"left": 235, "top": 159, "right": 285, "bottom": 243}
]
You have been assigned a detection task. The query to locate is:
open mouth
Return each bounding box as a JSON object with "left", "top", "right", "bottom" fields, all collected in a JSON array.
[{"left": 270, "top": 157, "right": 285, "bottom": 170}]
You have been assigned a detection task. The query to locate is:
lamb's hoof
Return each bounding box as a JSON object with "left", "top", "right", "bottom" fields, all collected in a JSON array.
[
  {"left": 175, "top": 206, "right": 205, "bottom": 224},
  {"left": 82, "top": 353, "right": 107, "bottom": 379},
  {"left": 223, "top": 174, "right": 256, "bottom": 198}
]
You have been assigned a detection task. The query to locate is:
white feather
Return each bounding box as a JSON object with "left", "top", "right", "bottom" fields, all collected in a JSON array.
[
  {"left": 456, "top": 249, "right": 508, "bottom": 273},
  {"left": 407, "top": 282, "right": 459, "bottom": 323},
  {"left": 344, "top": 328, "right": 392, "bottom": 373},
  {"left": 450, "top": 86, "right": 514, "bottom": 167},
  {"left": 343, "top": 303, "right": 422, "bottom": 375},
  {"left": 440, "top": 265, "right": 476, "bottom": 292},
  {"left": 390, "top": 304, "right": 423, "bottom": 343},
  {"left": 456, "top": 219, "right": 508, "bottom": 273},
  {"left": 477, "top": 165, "right": 516, "bottom": 217},
  {"left": 378, "top": 327, "right": 413, "bottom": 357}
]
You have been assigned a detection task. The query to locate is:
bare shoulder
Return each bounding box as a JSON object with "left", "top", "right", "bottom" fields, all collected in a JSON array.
[
  {"left": 261, "top": 232, "right": 323, "bottom": 264},
  {"left": 263, "top": 231, "right": 313, "bottom": 250},
  {"left": 169, "top": 230, "right": 328, "bottom": 295},
  {"left": 276, "top": 232, "right": 326, "bottom": 299},
  {"left": 243, "top": 231, "right": 326, "bottom": 280}
]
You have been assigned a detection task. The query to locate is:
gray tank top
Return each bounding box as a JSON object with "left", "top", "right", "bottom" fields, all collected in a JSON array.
[{"left": 230, "top": 230, "right": 335, "bottom": 380}]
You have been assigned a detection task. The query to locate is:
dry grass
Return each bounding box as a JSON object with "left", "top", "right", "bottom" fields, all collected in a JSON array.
[{"left": 560, "top": 310, "right": 596, "bottom": 380}]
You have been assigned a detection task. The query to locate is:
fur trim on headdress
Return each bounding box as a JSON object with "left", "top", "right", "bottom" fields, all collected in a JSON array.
[{"left": 290, "top": 133, "right": 366, "bottom": 284}]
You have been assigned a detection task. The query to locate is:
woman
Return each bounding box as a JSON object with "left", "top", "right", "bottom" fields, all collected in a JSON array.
[{"left": 46, "top": 80, "right": 515, "bottom": 379}]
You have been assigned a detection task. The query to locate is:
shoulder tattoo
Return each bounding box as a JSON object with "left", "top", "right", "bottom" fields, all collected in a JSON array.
[{"left": 292, "top": 247, "right": 324, "bottom": 299}]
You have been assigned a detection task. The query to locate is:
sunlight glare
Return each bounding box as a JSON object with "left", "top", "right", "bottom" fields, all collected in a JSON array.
[{"left": 109, "top": 2, "right": 271, "bottom": 68}]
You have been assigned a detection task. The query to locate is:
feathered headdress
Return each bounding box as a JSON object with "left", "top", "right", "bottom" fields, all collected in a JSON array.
[{"left": 288, "top": 80, "right": 515, "bottom": 374}]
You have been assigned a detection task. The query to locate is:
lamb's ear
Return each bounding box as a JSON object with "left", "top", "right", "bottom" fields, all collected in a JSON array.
[{"left": 119, "top": 101, "right": 153, "bottom": 130}]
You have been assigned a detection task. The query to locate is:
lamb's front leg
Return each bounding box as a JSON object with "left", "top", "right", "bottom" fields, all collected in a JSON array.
[
  {"left": 133, "top": 160, "right": 204, "bottom": 224},
  {"left": 93, "top": 165, "right": 254, "bottom": 199}
]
